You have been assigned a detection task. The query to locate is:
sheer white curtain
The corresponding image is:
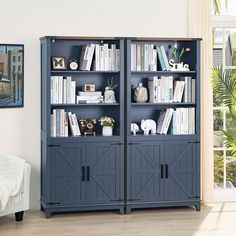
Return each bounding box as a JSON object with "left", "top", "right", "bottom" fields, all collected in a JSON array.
[{"left": 188, "top": 0, "right": 214, "bottom": 202}]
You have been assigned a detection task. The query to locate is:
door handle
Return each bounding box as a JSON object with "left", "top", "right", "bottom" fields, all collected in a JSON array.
[
  {"left": 161, "top": 164, "right": 164, "bottom": 179},
  {"left": 87, "top": 166, "right": 90, "bottom": 181},
  {"left": 82, "top": 166, "right": 85, "bottom": 181},
  {"left": 165, "top": 164, "right": 168, "bottom": 179}
]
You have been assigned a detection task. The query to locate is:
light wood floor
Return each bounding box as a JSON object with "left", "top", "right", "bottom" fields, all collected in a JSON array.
[{"left": 1, "top": 203, "right": 236, "bottom": 236}]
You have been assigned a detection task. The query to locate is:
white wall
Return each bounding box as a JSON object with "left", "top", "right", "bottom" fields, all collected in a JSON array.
[{"left": 0, "top": 0, "right": 188, "bottom": 209}]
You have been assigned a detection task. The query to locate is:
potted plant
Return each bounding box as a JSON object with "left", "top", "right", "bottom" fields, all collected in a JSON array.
[
  {"left": 104, "top": 77, "right": 117, "bottom": 103},
  {"left": 212, "top": 65, "right": 236, "bottom": 155},
  {"left": 99, "top": 116, "right": 115, "bottom": 136},
  {"left": 169, "top": 46, "right": 190, "bottom": 71}
]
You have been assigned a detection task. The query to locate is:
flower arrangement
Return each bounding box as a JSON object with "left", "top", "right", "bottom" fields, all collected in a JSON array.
[{"left": 99, "top": 116, "right": 115, "bottom": 127}]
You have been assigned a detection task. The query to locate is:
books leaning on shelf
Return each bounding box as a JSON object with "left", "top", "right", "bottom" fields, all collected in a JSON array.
[
  {"left": 79, "top": 43, "right": 120, "bottom": 71},
  {"left": 51, "top": 76, "right": 76, "bottom": 104},
  {"left": 131, "top": 44, "right": 170, "bottom": 71},
  {"left": 51, "top": 110, "right": 81, "bottom": 137},
  {"left": 156, "top": 108, "right": 195, "bottom": 135},
  {"left": 148, "top": 76, "right": 195, "bottom": 103},
  {"left": 77, "top": 91, "right": 103, "bottom": 104}
]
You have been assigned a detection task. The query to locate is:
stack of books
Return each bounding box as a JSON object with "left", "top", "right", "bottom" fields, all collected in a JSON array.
[
  {"left": 51, "top": 110, "right": 81, "bottom": 137},
  {"left": 77, "top": 91, "right": 103, "bottom": 104},
  {"left": 50, "top": 76, "right": 76, "bottom": 104},
  {"left": 131, "top": 44, "right": 170, "bottom": 71},
  {"left": 80, "top": 43, "right": 120, "bottom": 71},
  {"left": 156, "top": 108, "right": 195, "bottom": 135},
  {"left": 148, "top": 76, "right": 195, "bottom": 103}
]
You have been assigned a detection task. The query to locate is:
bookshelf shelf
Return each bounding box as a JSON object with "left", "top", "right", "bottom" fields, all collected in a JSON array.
[
  {"left": 131, "top": 102, "right": 196, "bottom": 106},
  {"left": 51, "top": 103, "right": 120, "bottom": 107},
  {"left": 131, "top": 70, "right": 196, "bottom": 75},
  {"left": 51, "top": 70, "right": 120, "bottom": 74}
]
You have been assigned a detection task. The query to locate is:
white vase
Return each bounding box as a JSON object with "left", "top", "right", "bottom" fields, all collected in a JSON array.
[{"left": 102, "top": 126, "right": 113, "bottom": 136}]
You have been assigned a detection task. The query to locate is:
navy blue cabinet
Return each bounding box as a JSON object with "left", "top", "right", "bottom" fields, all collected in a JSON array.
[{"left": 41, "top": 36, "right": 201, "bottom": 217}]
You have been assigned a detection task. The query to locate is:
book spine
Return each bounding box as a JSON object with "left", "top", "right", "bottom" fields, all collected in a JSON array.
[
  {"left": 100, "top": 45, "right": 104, "bottom": 71},
  {"left": 160, "top": 45, "right": 170, "bottom": 71},
  {"left": 136, "top": 44, "right": 141, "bottom": 71},
  {"left": 156, "top": 46, "right": 166, "bottom": 71},
  {"left": 51, "top": 114, "right": 54, "bottom": 137},
  {"left": 72, "top": 113, "right": 81, "bottom": 136},
  {"left": 79, "top": 45, "right": 90, "bottom": 71},
  {"left": 153, "top": 48, "right": 157, "bottom": 71},
  {"left": 56, "top": 109, "right": 60, "bottom": 137},
  {"left": 111, "top": 44, "right": 116, "bottom": 71},
  {"left": 192, "top": 79, "right": 195, "bottom": 103},
  {"left": 64, "top": 112, "right": 68, "bottom": 137},
  {"left": 86, "top": 43, "right": 95, "bottom": 71},
  {"left": 50, "top": 76, "right": 54, "bottom": 104},
  {"left": 104, "top": 44, "right": 109, "bottom": 71},
  {"left": 66, "top": 76, "right": 72, "bottom": 103},
  {"left": 116, "top": 49, "right": 120, "bottom": 71},
  {"left": 60, "top": 109, "right": 65, "bottom": 137},
  {"left": 162, "top": 108, "right": 174, "bottom": 134},
  {"left": 71, "top": 81, "right": 76, "bottom": 104},
  {"left": 168, "top": 76, "right": 173, "bottom": 103},
  {"left": 172, "top": 110, "right": 177, "bottom": 134},
  {"left": 161, "top": 109, "right": 169, "bottom": 134},
  {"left": 144, "top": 44, "right": 149, "bottom": 71},
  {"left": 52, "top": 109, "right": 56, "bottom": 137},
  {"left": 68, "top": 112, "right": 75, "bottom": 136},
  {"left": 108, "top": 49, "right": 112, "bottom": 71}
]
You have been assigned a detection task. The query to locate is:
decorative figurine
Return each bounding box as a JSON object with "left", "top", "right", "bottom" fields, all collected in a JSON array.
[
  {"left": 131, "top": 123, "right": 139, "bottom": 135},
  {"left": 133, "top": 83, "right": 148, "bottom": 103},
  {"left": 104, "top": 77, "right": 117, "bottom": 103},
  {"left": 141, "top": 119, "right": 157, "bottom": 135},
  {"left": 99, "top": 116, "right": 115, "bottom": 136},
  {"left": 79, "top": 118, "right": 97, "bottom": 136}
]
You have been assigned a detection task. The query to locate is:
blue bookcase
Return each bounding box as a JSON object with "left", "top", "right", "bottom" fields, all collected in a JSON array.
[{"left": 40, "top": 36, "right": 201, "bottom": 218}]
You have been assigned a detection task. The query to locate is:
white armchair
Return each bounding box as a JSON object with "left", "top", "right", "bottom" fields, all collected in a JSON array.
[{"left": 0, "top": 158, "right": 31, "bottom": 221}]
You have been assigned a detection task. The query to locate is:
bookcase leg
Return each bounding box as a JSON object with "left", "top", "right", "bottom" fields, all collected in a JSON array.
[
  {"left": 125, "top": 206, "right": 131, "bottom": 214},
  {"left": 119, "top": 207, "right": 125, "bottom": 215},
  {"left": 195, "top": 203, "right": 201, "bottom": 212},
  {"left": 44, "top": 210, "right": 52, "bottom": 219}
]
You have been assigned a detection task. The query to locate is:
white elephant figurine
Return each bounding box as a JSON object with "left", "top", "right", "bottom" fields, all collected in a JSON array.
[
  {"left": 141, "top": 119, "right": 156, "bottom": 135},
  {"left": 131, "top": 123, "right": 139, "bottom": 135}
]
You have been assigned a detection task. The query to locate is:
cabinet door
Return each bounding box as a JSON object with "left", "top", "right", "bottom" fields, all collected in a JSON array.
[
  {"left": 164, "top": 141, "right": 199, "bottom": 201},
  {"left": 128, "top": 141, "right": 165, "bottom": 203},
  {"left": 85, "top": 143, "right": 124, "bottom": 205},
  {"left": 50, "top": 145, "right": 86, "bottom": 206}
]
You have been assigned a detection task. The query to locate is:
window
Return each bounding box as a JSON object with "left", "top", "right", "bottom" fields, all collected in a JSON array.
[
  {"left": 212, "top": 0, "right": 236, "bottom": 199},
  {"left": 18, "top": 56, "right": 21, "bottom": 62},
  {"left": 13, "top": 56, "right": 16, "bottom": 62},
  {"left": 18, "top": 65, "right": 21, "bottom": 71}
]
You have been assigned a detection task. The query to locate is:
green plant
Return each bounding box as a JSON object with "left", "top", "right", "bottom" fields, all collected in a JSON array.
[
  {"left": 171, "top": 47, "right": 185, "bottom": 63},
  {"left": 212, "top": 65, "right": 236, "bottom": 155},
  {"left": 99, "top": 116, "right": 115, "bottom": 127},
  {"left": 106, "top": 77, "right": 118, "bottom": 90},
  {"left": 213, "top": 0, "right": 228, "bottom": 15}
]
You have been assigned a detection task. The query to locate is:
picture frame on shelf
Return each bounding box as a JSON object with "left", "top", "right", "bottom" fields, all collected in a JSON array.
[
  {"left": 51, "top": 56, "right": 66, "bottom": 70},
  {"left": 0, "top": 44, "right": 24, "bottom": 108}
]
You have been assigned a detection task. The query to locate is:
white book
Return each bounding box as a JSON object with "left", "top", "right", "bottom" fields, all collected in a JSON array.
[
  {"left": 168, "top": 76, "right": 173, "bottom": 103},
  {"left": 131, "top": 44, "right": 135, "bottom": 71},
  {"left": 53, "top": 109, "right": 57, "bottom": 137},
  {"left": 160, "top": 109, "right": 170, "bottom": 134},
  {"left": 68, "top": 112, "right": 75, "bottom": 136},
  {"left": 86, "top": 44, "right": 95, "bottom": 71},
  {"left": 111, "top": 44, "right": 116, "bottom": 71},
  {"left": 79, "top": 45, "right": 90, "bottom": 70},
  {"left": 136, "top": 44, "right": 141, "bottom": 71},
  {"left": 104, "top": 44, "right": 109, "bottom": 71},
  {"left": 192, "top": 108, "right": 195, "bottom": 134},
  {"left": 160, "top": 77, "right": 166, "bottom": 102},
  {"left": 108, "top": 49, "right": 112, "bottom": 70},
  {"left": 51, "top": 114, "right": 54, "bottom": 137},
  {"left": 192, "top": 79, "right": 196, "bottom": 103},
  {"left": 66, "top": 76, "right": 72, "bottom": 103},
  {"left": 173, "top": 81, "right": 180, "bottom": 102},
  {"left": 71, "top": 81, "right": 76, "bottom": 104},
  {"left": 58, "top": 76, "right": 63, "bottom": 104},
  {"left": 64, "top": 112, "right": 68, "bottom": 137},
  {"left": 183, "top": 108, "right": 188, "bottom": 134},
  {"left": 60, "top": 109, "right": 65, "bottom": 137},
  {"left": 50, "top": 76, "right": 54, "bottom": 104},
  {"left": 144, "top": 44, "right": 149, "bottom": 71},
  {"left": 100, "top": 45, "right": 104, "bottom": 71},
  {"left": 176, "top": 108, "right": 180, "bottom": 134},
  {"left": 178, "top": 81, "right": 185, "bottom": 102},
  {"left": 116, "top": 49, "right": 120, "bottom": 71},
  {"left": 54, "top": 76, "right": 59, "bottom": 104},
  {"left": 153, "top": 48, "right": 157, "bottom": 71},
  {"left": 63, "top": 79, "right": 67, "bottom": 104},
  {"left": 162, "top": 108, "right": 174, "bottom": 134},
  {"left": 95, "top": 44, "right": 100, "bottom": 71},
  {"left": 72, "top": 113, "right": 81, "bottom": 136},
  {"left": 78, "top": 91, "right": 102, "bottom": 96},
  {"left": 157, "top": 110, "right": 167, "bottom": 134}
]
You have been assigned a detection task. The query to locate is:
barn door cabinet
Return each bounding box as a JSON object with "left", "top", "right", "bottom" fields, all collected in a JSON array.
[{"left": 41, "top": 36, "right": 201, "bottom": 217}]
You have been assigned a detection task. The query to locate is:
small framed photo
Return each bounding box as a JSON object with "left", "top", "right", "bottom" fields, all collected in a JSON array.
[
  {"left": 83, "top": 84, "right": 95, "bottom": 92},
  {"left": 52, "top": 56, "right": 66, "bottom": 70}
]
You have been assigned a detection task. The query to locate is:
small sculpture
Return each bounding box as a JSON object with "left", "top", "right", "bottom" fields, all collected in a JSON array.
[
  {"left": 79, "top": 118, "right": 97, "bottom": 136},
  {"left": 131, "top": 123, "right": 139, "bottom": 135},
  {"left": 141, "top": 119, "right": 157, "bottom": 135},
  {"left": 104, "top": 77, "right": 117, "bottom": 103},
  {"left": 133, "top": 83, "right": 148, "bottom": 103}
]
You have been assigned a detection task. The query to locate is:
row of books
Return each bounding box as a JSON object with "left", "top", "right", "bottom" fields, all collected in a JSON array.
[
  {"left": 131, "top": 44, "right": 170, "bottom": 71},
  {"left": 51, "top": 76, "right": 76, "bottom": 104},
  {"left": 77, "top": 91, "right": 103, "bottom": 104},
  {"left": 148, "top": 76, "right": 195, "bottom": 103},
  {"left": 51, "top": 109, "right": 81, "bottom": 137},
  {"left": 157, "top": 108, "right": 195, "bottom": 135},
  {"left": 80, "top": 44, "right": 120, "bottom": 71}
]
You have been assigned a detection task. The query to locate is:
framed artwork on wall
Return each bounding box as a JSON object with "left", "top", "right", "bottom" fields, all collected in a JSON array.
[{"left": 0, "top": 44, "right": 24, "bottom": 108}]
